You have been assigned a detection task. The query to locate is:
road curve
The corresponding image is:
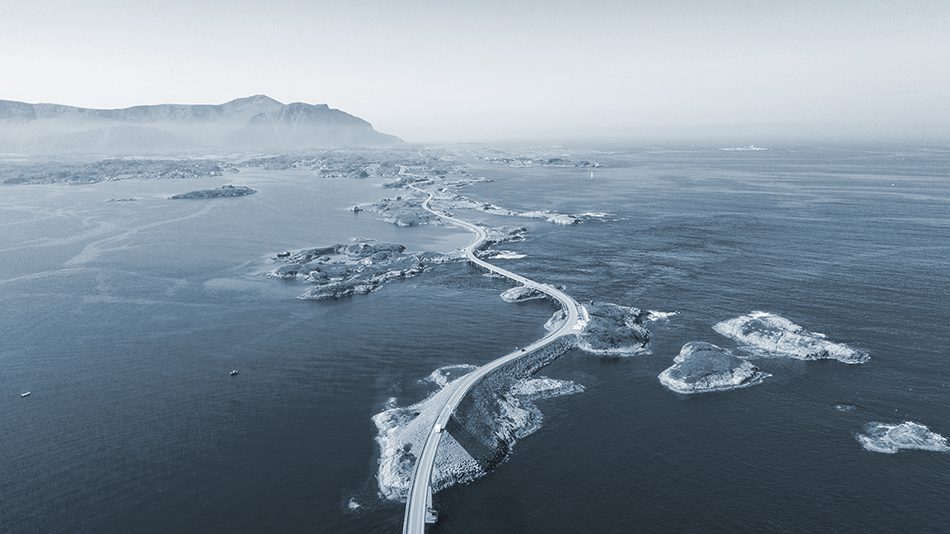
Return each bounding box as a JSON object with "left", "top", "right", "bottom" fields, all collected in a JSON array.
[{"left": 402, "top": 183, "right": 588, "bottom": 533}]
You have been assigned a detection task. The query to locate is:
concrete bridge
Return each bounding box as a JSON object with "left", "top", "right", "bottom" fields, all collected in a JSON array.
[{"left": 402, "top": 183, "right": 588, "bottom": 533}]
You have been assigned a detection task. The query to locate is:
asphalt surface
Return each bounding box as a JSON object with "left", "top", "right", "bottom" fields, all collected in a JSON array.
[{"left": 402, "top": 183, "right": 587, "bottom": 533}]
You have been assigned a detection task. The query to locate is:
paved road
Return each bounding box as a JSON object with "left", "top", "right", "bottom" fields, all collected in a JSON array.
[{"left": 402, "top": 183, "right": 588, "bottom": 533}]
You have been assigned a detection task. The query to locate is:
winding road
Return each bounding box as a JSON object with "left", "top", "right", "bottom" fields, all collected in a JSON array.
[{"left": 402, "top": 181, "right": 589, "bottom": 533}]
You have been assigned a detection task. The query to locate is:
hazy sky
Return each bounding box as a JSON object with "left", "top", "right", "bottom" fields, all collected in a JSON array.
[{"left": 2, "top": 0, "right": 949, "bottom": 142}]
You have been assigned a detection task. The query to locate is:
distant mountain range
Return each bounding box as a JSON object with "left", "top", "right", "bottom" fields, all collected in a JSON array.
[{"left": 0, "top": 95, "right": 401, "bottom": 155}]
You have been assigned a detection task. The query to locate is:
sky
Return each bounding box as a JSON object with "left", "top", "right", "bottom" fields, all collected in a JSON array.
[{"left": 2, "top": 0, "right": 949, "bottom": 142}]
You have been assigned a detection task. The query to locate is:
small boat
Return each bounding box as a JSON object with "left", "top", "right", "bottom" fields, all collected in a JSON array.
[
  {"left": 229, "top": 370, "right": 239, "bottom": 376},
  {"left": 277, "top": 251, "right": 291, "bottom": 258},
  {"left": 20, "top": 391, "right": 31, "bottom": 397}
]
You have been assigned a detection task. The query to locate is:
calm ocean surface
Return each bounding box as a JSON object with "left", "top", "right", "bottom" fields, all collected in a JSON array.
[{"left": 2, "top": 145, "right": 949, "bottom": 532}]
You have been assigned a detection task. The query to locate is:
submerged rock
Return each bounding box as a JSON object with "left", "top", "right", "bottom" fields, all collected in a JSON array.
[
  {"left": 658, "top": 342, "right": 769, "bottom": 394},
  {"left": 713, "top": 311, "right": 869, "bottom": 364},
  {"left": 856, "top": 421, "right": 950, "bottom": 454},
  {"left": 169, "top": 184, "right": 256, "bottom": 199}
]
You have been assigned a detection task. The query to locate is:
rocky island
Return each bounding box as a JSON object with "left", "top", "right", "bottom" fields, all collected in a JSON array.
[
  {"left": 714, "top": 311, "right": 869, "bottom": 364},
  {"left": 267, "top": 240, "right": 457, "bottom": 300},
  {"left": 546, "top": 301, "right": 651, "bottom": 356},
  {"left": 169, "top": 185, "right": 257, "bottom": 199},
  {"left": 500, "top": 286, "right": 546, "bottom": 303},
  {"left": 856, "top": 421, "right": 950, "bottom": 454},
  {"left": 361, "top": 195, "right": 440, "bottom": 227},
  {"left": 658, "top": 342, "right": 770, "bottom": 394}
]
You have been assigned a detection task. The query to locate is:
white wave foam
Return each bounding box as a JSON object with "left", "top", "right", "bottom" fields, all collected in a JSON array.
[
  {"left": 423, "top": 364, "right": 478, "bottom": 388},
  {"left": 713, "top": 311, "right": 869, "bottom": 364},
  {"left": 547, "top": 214, "right": 579, "bottom": 225},
  {"left": 574, "top": 211, "right": 612, "bottom": 219},
  {"left": 517, "top": 210, "right": 615, "bottom": 225},
  {"left": 720, "top": 145, "right": 769, "bottom": 151},
  {"left": 576, "top": 340, "right": 650, "bottom": 356},
  {"left": 482, "top": 250, "right": 527, "bottom": 260},
  {"left": 646, "top": 310, "right": 678, "bottom": 321},
  {"left": 856, "top": 421, "right": 950, "bottom": 454},
  {"left": 518, "top": 210, "right": 579, "bottom": 225}
]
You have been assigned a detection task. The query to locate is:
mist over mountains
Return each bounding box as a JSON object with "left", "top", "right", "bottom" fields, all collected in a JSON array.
[{"left": 0, "top": 95, "right": 401, "bottom": 155}]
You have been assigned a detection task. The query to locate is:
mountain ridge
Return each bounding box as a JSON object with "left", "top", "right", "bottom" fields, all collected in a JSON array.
[{"left": 0, "top": 95, "right": 401, "bottom": 154}]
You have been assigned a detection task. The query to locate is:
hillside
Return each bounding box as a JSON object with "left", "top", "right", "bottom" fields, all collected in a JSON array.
[{"left": 0, "top": 95, "right": 401, "bottom": 154}]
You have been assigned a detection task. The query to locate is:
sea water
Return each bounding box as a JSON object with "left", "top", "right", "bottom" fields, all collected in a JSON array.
[{"left": 2, "top": 145, "right": 949, "bottom": 532}]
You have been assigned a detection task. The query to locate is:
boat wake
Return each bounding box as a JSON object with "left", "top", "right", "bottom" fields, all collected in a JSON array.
[{"left": 478, "top": 250, "right": 526, "bottom": 260}]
